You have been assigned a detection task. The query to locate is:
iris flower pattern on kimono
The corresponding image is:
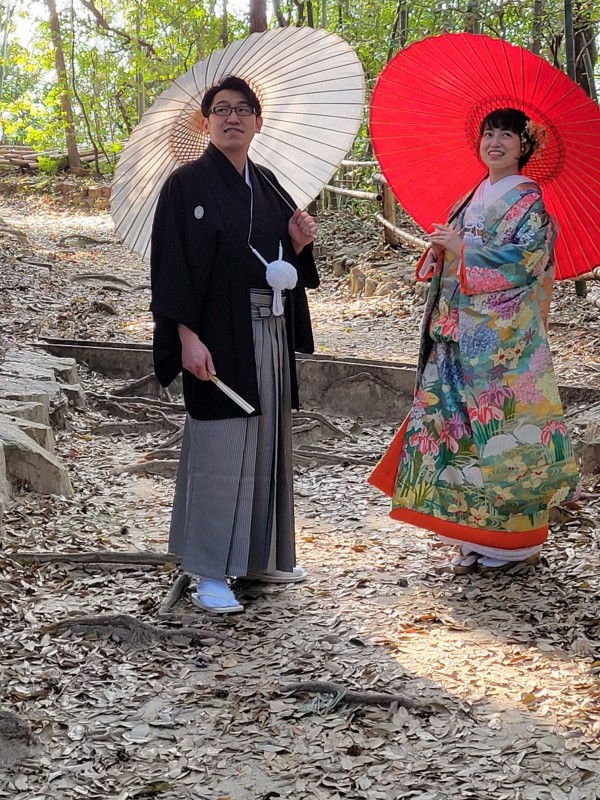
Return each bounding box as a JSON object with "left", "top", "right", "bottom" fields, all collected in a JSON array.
[{"left": 391, "top": 181, "right": 579, "bottom": 546}]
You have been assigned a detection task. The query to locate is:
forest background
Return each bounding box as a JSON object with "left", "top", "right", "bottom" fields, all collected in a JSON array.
[{"left": 0, "top": 0, "right": 598, "bottom": 174}]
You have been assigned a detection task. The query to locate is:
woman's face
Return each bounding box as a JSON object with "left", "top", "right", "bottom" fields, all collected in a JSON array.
[{"left": 479, "top": 125, "right": 522, "bottom": 175}]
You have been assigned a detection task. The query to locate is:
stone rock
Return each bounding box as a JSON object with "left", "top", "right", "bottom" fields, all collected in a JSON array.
[
  {"left": 8, "top": 416, "right": 55, "bottom": 452},
  {"left": 0, "top": 377, "right": 53, "bottom": 416},
  {"left": 374, "top": 281, "right": 399, "bottom": 296},
  {"left": 364, "top": 277, "right": 378, "bottom": 297},
  {"left": 0, "top": 416, "right": 72, "bottom": 496},
  {"left": 349, "top": 266, "right": 366, "bottom": 295},
  {"left": 0, "top": 361, "right": 56, "bottom": 382},
  {"left": 5, "top": 348, "right": 79, "bottom": 384},
  {"left": 55, "top": 180, "right": 78, "bottom": 195},
  {"left": 331, "top": 258, "right": 347, "bottom": 278},
  {"left": 0, "top": 710, "right": 36, "bottom": 768},
  {"left": 0, "top": 400, "right": 49, "bottom": 427},
  {"left": 0, "top": 376, "right": 86, "bottom": 426},
  {"left": 581, "top": 422, "right": 600, "bottom": 474}
]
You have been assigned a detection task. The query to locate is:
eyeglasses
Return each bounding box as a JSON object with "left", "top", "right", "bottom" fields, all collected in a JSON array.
[{"left": 209, "top": 104, "right": 256, "bottom": 117}]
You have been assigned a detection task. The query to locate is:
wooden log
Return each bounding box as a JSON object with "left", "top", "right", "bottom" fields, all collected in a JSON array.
[
  {"left": 324, "top": 185, "right": 382, "bottom": 201},
  {"left": 382, "top": 185, "right": 398, "bottom": 245},
  {"left": 375, "top": 212, "right": 428, "bottom": 251},
  {"left": 340, "top": 159, "right": 378, "bottom": 168}
]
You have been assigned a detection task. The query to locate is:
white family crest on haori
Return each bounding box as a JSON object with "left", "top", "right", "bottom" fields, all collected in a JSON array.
[{"left": 111, "top": 26, "right": 366, "bottom": 260}]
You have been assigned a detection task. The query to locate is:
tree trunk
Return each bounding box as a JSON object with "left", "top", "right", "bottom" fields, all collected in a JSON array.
[
  {"left": 387, "top": 1, "right": 409, "bottom": 61},
  {"left": 250, "top": 0, "right": 267, "bottom": 32},
  {"left": 221, "top": 0, "right": 228, "bottom": 47},
  {"left": 0, "top": 2, "right": 15, "bottom": 98},
  {"left": 465, "top": 1, "right": 480, "bottom": 33},
  {"left": 45, "top": 0, "right": 81, "bottom": 169},
  {"left": 531, "top": 0, "right": 544, "bottom": 54},
  {"left": 295, "top": 1, "right": 305, "bottom": 26},
  {"left": 135, "top": 8, "right": 146, "bottom": 122},
  {"left": 273, "top": 0, "right": 287, "bottom": 26},
  {"left": 565, "top": 0, "right": 586, "bottom": 298},
  {"left": 574, "top": 3, "right": 597, "bottom": 100},
  {"left": 320, "top": 0, "right": 327, "bottom": 28}
]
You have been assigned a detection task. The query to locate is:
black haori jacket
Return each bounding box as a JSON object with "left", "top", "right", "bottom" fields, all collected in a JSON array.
[{"left": 150, "top": 143, "right": 319, "bottom": 420}]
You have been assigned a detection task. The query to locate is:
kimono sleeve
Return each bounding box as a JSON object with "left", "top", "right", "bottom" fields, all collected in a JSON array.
[
  {"left": 459, "top": 193, "right": 554, "bottom": 296},
  {"left": 150, "top": 172, "right": 201, "bottom": 333}
]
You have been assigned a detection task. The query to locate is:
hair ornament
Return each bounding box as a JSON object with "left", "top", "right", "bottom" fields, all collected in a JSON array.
[{"left": 522, "top": 118, "right": 547, "bottom": 154}]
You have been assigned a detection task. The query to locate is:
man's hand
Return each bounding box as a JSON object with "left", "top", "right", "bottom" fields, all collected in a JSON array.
[
  {"left": 429, "top": 223, "right": 463, "bottom": 258},
  {"left": 178, "top": 325, "right": 215, "bottom": 381},
  {"left": 288, "top": 208, "right": 317, "bottom": 255}
]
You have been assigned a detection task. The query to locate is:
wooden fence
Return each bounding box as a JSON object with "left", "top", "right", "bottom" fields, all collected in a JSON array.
[
  {"left": 0, "top": 144, "right": 110, "bottom": 169},
  {"left": 322, "top": 159, "right": 428, "bottom": 252}
]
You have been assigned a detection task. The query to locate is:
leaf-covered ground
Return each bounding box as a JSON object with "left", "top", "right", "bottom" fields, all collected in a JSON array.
[{"left": 1, "top": 191, "right": 599, "bottom": 800}]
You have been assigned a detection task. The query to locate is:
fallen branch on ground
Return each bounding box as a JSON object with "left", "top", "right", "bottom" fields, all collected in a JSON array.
[
  {"left": 293, "top": 446, "right": 375, "bottom": 466},
  {"left": 59, "top": 236, "right": 113, "bottom": 247},
  {"left": 159, "top": 573, "right": 192, "bottom": 616},
  {"left": 10, "top": 551, "right": 180, "bottom": 565},
  {"left": 143, "top": 447, "right": 181, "bottom": 461},
  {"left": 159, "top": 425, "right": 185, "bottom": 448},
  {"left": 114, "top": 459, "right": 179, "bottom": 477},
  {"left": 292, "top": 410, "right": 355, "bottom": 439},
  {"left": 113, "top": 373, "right": 162, "bottom": 397},
  {"left": 281, "top": 681, "right": 438, "bottom": 712}
]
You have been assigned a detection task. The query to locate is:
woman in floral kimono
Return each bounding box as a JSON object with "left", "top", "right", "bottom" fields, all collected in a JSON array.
[{"left": 370, "top": 108, "right": 579, "bottom": 573}]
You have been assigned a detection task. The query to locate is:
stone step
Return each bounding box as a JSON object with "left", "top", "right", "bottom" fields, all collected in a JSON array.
[
  {"left": 5, "top": 348, "right": 79, "bottom": 384},
  {"left": 0, "top": 416, "right": 72, "bottom": 496}
]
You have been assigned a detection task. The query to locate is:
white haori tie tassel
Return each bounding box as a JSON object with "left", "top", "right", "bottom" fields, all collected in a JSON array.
[{"left": 249, "top": 241, "right": 297, "bottom": 316}]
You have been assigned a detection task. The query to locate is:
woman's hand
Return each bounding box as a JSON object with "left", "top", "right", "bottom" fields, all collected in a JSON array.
[
  {"left": 429, "top": 223, "right": 463, "bottom": 258},
  {"left": 288, "top": 208, "right": 317, "bottom": 254},
  {"left": 178, "top": 324, "right": 215, "bottom": 381}
]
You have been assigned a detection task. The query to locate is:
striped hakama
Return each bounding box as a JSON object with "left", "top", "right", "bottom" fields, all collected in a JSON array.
[{"left": 169, "top": 290, "right": 295, "bottom": 578}]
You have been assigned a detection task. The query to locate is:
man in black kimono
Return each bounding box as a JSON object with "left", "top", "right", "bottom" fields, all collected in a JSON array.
[{"left": 151, "top": 76, "right": 319, "bottom": 613}]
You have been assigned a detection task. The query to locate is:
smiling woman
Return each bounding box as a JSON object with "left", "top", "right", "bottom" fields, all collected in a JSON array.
[{"left": 370, "top": 105, "right": 580, "bottom": 575}]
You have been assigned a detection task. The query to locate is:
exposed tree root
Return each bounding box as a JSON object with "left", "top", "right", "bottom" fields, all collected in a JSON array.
[
  {"left": 281, "top": 681, "right": 443, "bottom": 712},
  {"left": 43, "top": 612, "right": 216, "bottom": 648},
  {"left": 10, "top": 550, "right": 180, "bottom": 566},
  {"left": 159, "top": 573, "right": 192, "bottom": 616}
]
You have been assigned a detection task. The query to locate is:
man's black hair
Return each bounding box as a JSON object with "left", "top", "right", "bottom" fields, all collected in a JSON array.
[{"left": 201, "top": 76, "right": 262, "bottom": 118}]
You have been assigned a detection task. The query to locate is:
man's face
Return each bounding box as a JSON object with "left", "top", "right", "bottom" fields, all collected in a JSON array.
[{"left": 202, "top": 89, "right": 262, "bottom": 156}]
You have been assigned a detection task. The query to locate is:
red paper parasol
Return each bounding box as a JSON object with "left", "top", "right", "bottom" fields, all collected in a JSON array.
[{"left": 370, "top": 33, "right": 600, "bottom": 280}]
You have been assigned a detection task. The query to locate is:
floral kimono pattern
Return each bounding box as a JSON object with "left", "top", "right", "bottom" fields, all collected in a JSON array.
[{"left": 386, "top": 181, "right": 579, "bottom": 549}]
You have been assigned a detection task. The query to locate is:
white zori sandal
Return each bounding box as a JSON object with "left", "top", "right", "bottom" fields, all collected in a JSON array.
[
  {"left": 191, "top": 578, "right": 244, "bottom": 614},
  {"left": 244, "top": 566, "right": 308, "bottom": 584}
]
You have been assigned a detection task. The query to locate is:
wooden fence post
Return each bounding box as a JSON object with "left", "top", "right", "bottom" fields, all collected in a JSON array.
[{"left": 382, "top": 184, "right": 398, "bottom": 246}]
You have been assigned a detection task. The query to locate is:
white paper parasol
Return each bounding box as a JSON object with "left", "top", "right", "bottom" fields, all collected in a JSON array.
[{"left": 111, "top": 26, "right": 365, "bottom": 260}]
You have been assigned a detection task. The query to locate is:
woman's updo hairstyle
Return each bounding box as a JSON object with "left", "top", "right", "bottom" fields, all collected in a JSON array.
[{"left": 479, "top": 108, "right": 535, "bottom": 171}]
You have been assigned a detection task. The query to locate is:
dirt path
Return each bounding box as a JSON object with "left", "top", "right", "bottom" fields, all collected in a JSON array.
[{"left": 1, "top": 196, "right": 599, "bottom": 800}]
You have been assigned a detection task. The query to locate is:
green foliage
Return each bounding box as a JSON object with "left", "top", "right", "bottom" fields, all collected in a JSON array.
[{"left": 36, "top": 154, "right": 64, "bottom": 174}]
